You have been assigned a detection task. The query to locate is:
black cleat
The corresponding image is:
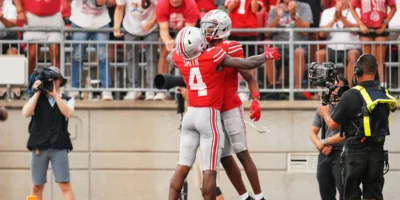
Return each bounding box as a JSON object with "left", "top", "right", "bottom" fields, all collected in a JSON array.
[{"left": 245, "top": 196, "right": 255, "bottom": 200}]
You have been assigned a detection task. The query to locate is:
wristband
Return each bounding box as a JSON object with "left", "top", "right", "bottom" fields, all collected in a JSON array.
[
  {"left": 251, "top": 92, "right": 260, "bottom": 100},
  {"left": 384, "top": 19, "right": 389, "bottom": 25},
  {"left": 113, "top": 27, "right": 120, "bottom": 30}
]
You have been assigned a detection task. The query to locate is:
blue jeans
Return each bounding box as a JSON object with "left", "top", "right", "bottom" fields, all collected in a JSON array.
[{"left": 71, "top": 23, "right": 111, "bottom": 88}]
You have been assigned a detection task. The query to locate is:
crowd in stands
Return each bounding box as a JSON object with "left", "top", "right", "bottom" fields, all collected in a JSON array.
[{"left": 0, "top": 0, "right": 399, "bottom": 101}]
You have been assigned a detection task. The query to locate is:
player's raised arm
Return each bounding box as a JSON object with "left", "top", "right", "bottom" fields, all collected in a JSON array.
[
  {"left": 166, "top": 49, "right": 176, "bottom": 66},
  {"left": 222, "top": 45, "right": 281, "bottom": 69}
]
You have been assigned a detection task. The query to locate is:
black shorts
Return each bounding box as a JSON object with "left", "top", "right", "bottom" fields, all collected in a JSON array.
[
  {"left": 326, "top": 48, "right": 362, "bottom": 63},
  {"left": 358, "top": 25, "right": 390, "bottom": 38},
  {"left": 108, "top": 6, "right": 124, "bottom": 41},
  {"left": 1, "top": 31, "right": 19, "bottom": 54}
]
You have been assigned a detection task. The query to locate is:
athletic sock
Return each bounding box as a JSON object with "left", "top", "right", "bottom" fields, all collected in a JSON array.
[
  {"left": 240, "top": 192, "right": 250, "bottom": 200},
  {"left": 255, "top": 193, "right": 264, "bottom": 200}
]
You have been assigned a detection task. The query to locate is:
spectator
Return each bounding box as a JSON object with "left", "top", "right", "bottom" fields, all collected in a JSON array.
[
  {"left": 13, "top": 0, "right": 63, "bottom": 75},
  {"left": 266, "top": 0, "right": 313, "bottom": 98},
  {"left": 69, "top": 0, "right": 115, "bottom": 100},
  {"left": 107, "top": 5, "right": 123, "bottom": 75},
  {"left": 196, "top": 0, "right": 217, "bottom": 20},
  {"left": 114, "top": 0, "right": 159, "bottom": 100},
  {"left": 316, "top": 0, "right": 361, "bottom": 85},
  {"left": 225, "top": 0, "right": 264, "bottom": 101},
  {"left": 22, "top": 67, "right": 75, "bottom": 200},
  {"left": 155, "top": 0, "right": 199, "bottom": 100},
  {"left": 297, "top": 0, "right": 321, "bottom": 63},
  {"left": 388, "top": 0, "right": 400, "bottom": 41},
  {"left": 0, "top": 0, "right": 18, "bottom": 55},
  {"left": 350, "top": 0, "right": 397, "bottom": 86}
]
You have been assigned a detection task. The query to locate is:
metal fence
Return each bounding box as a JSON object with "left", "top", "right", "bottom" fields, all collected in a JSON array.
[{"left": 0, "top": 27, "right": 399, "bottom": 100}]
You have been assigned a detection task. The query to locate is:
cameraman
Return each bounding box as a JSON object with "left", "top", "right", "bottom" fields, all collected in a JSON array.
[
  {"left": 310, "top": 75, "right": 348, "bottom": 200},
  {"left": 22, "top": 67, "right": 76, "bottom": 200},
  {"left": 319, "top": 54, "right": 397, "bottom": 200}
]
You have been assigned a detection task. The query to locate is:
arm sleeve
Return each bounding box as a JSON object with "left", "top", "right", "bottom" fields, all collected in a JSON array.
[
  {"left": 228, "top": 41, "right": 244, "bottom": 58},
  {"left": 156, "top": 0, "right": 169, "bottom": 22},
  {"left": 319, "top": 9, "right": 330, "bottom": 27},
  {"left": 312, "top": 108, "right": 322, "bottom": 127},
  {"left": 387, "top": 0, "right": 396, "bottom": 6},
  {"left": 212, "top": 48, "right": 228, "bottom": 65},
  {"left": 267, "top": 7, "right": 276, "bottom": 25},
  {"left": 300, "top": 4, "right": 314, "bottom": 24},
  {"left": 67, "top": 98, "right": 75, "bottom": 110},
  {"left": 184, "top": 0, "right": 200, "bottom": 23},
  {"left": 5, "top": 4, "right": 17, "bottom": 20},
  {"left": 351, "top": 0, "right": 361, "bottom": 9},
  {"left": 331, "top": 91, "right": 354, "bottom": 125},
  {"left": 116, "top": 0, "right": 127, "bottom": 5}
]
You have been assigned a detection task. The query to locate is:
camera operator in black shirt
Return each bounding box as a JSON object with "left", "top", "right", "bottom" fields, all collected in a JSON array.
[{"left": 318, "top": 54, "right": 397, "bottom": 200}]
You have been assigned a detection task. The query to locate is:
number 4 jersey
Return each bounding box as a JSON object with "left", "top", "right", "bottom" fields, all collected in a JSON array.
[{"left": 172, "top": 46, "right": 227, "bottom": 110}]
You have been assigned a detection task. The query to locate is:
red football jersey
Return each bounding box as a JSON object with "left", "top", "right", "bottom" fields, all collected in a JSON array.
[
  {"left": 216, "top": 40, "right": 245, "bottom": 112},
  {"left": 173, "top": 47, "right": 227, "bottom": 110},
  {"left": 225, "top": 0, "right": 264, "bottom": 36},
  {"left": 352, "top": 0, "right": 396, "bottom": 28}
]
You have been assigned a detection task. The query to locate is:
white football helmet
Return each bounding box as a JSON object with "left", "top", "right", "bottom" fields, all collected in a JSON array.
[
  {"left": 175, "top": 26, "right": 208, "bottom": 60},
  {"left": 200, "top": 9, "right": 232, "bottom": 41}
]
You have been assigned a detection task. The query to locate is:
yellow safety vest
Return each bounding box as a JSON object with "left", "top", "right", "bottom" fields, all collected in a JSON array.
[{"left": 353, "top": 85, "right": 397, "bottom": 137}]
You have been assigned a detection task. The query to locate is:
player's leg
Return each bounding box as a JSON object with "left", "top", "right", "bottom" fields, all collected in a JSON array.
[
  {"left": 169, "top": 109, "right": 200, "bottom": 200},
  {"left": 224, "top": 105, "right": 264, "bottom": 199},
  {"left": 220, "top": 115, "right": 248, "bottom": 197},
  {"left": 198, "top": 108, "right": 224, "bottom": 200}
]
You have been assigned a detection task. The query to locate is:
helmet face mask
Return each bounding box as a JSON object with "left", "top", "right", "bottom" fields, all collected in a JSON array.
[
  {"left": 200, "top": 22, "right": 219, "bottom": 42},
  {"left": 200, "top": 9, "right": 232, "bottom": 41}
]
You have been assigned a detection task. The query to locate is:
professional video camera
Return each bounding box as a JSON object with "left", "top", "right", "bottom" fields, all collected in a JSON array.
[
  {"left": 154, "top": 74, "right": 187, "bottom": 129},
  {"left": 27, "top": 67, "right": 66, "bottom": 95},
  {"left": 154, "top": 74, "right": 186, "bottom": 90},
  {"left": 308, "top": 62, "right": 339, "bottom": 105}
]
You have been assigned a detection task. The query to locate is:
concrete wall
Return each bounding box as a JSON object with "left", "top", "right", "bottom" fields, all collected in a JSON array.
[{"left": 0, "top": 101, "right": 399, "bottom": 200}]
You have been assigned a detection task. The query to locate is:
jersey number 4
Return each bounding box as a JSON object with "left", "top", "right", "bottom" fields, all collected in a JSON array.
[{"left": 189, "top": 67, "right": 207, "bottom": 96}]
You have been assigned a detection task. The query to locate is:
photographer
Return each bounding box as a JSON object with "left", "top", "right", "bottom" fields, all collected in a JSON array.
[
  {"left": 318, "top": 54, "right": 397, "bottom": 200},
  {"left": 310, "top": 75, "right": 348, "bottom": 200},
  {"left": 22, "top": 67, "right": 76, "bottom": 200}
]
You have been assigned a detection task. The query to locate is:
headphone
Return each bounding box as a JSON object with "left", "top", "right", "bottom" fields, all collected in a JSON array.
[{"left": 354, "top": 54, "right": 377, "bottom": 77}]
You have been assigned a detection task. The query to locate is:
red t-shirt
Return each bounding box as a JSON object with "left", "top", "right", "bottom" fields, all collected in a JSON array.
[
  {"left": 156, "top": 0, "right": 200, "bottom": 31},
  {"left": 172, "top": 47, "right": 227, "bottom": 110},
  {"left": 25, "top": 0, "right": 61, "bottom": 17},
  {"left": 215, "top": 40, "right": 245, "bottom": 112},
  {"left": 352, "top": 0, "right": 396, "bottom": 28},
  {"left": 225, "top": 0, "right": 264, "bottom": 36},
  {"left": 196, "top": 0, "right": 217, "bottom": 12}
]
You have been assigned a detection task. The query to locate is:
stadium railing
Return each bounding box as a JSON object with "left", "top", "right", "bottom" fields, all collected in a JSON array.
[{"left": 0, "top": 27, "right": 398, "bottom": 100}]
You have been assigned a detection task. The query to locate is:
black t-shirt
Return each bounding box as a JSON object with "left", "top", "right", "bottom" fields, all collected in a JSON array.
[{"left": 331, "top": 81, "right": 378, "bottom": 125}]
